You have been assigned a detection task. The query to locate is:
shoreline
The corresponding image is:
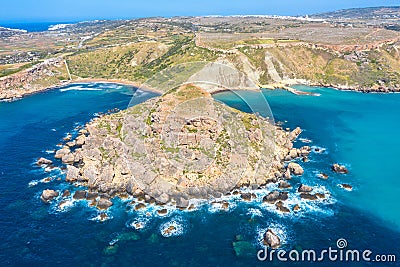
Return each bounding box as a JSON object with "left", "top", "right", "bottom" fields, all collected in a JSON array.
[
  {"left": 2, "top": 76, "right": 399, "bottom": 102},
  {"left": 260, "top": 80, "right": 400, "bottom": 96},
  {"left": 0, "top": 78, "right": 163, "bottom": 102}
]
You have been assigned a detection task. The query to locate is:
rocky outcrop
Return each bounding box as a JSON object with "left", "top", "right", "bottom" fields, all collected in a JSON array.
[
  {"left": 40, "top": 189, "right": 59, "bottom": 203},
  {"left": 58, "top": 84, "right": 300, "bottom": 207},
  {"left": 263, "top": 229, "right": 281, "bottom": 248},
  {"left": 287, "top": 162, "right": 304, "bottom": 176}
]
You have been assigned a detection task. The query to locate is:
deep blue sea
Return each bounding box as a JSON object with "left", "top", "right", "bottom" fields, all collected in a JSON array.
[
  {"left": 0, "top": 83, "right": 399, "bottom": 266},
  {"left": 0, "top": 22, "right": 74, "bottom": 32}
]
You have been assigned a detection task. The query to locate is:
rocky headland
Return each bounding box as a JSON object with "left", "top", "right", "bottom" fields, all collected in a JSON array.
[{"left": 48, "top": 84, "right": 314, "bottom": 209}]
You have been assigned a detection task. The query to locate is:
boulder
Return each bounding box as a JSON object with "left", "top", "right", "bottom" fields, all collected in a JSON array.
[
  {"left": 76, "top": 135, "right": 86, "bottom": 146},
  {"left": 298, "top": 184, "right": 313, "bottom": 193},
  {"left": 40, "top": 189, "right": 59, "bottom": 203},
  {"left": 240, "top": 193, "right": 253, "bottom": 201},
  {"left": 263, "top": 191, "right": 288, "bottom": 203},
  {"left": 61, "top": 153, "right": 75, "bottom": 164},
  {"left": 86, "top": 192, "right": 98, "bottom": 200},
  {"left": 288, "top": 162, "right": 304, "bottom": 176},
  {"left": 299, "top": 146, "right": 311, "bottom": 156},
  {"left": 289, "top": 149, "right": 298, "bottom": 159},
  {"left": 293, "top": 204, "right": 301, "bottom": 211},
  {"left": 55, "top": 147, "right": 70, "bottom": 159},
  {"left": 332, "top": 164, "right": 348, "bottom": 174},
  {"left": 300, "top": 193, "right": 318, "bottom": 200},
  {"left": 73, "top": 190, "right": 86, "bottom": 200},
  {"left": 341, "top": 184, "right": 353, "bottom": 190},
  {"left": 62, "top": 190, "right": 70, "bottom": 198},
  {"left": 279, "top": 181, "right": 292, "bottom": 189},
  {"left": 96, "top": 198, "right": 113, "bottom": 210},
  {"left": 263, "top": 229, "right": 281, "bottom": 249},
  {"left": 275, "top": 201, "right": 290, "bottom": 213},
  {"left": 157, "top": 208, "right": 168, "bottom": 215},
  {"left": 318, "top": 173, "right": 329, "bottom": 180},
  {"left": 36, "top": 157, "right": 53, "bottom": 166},
  {"left": 135, "top": 203, "right": 146, "bottom": 210},
  {"left": 66, "top": 165, "right": 80, "bottom": 182},
  {"left": 283, "top": 169, "right": 291, "bottom": 180}
]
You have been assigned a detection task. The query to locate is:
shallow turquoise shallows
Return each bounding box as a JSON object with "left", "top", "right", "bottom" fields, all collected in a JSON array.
[
  {"left": 0, "top": 83, "right": 399, "bottom": 266},
  {"left": 215, "top": 85, "right": 400, "bottom": 230}
]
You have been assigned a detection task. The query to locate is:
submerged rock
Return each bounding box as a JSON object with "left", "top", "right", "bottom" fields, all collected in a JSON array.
[
  {"left": 232, "top": 241, "right": 257, "bottom": 257},
  {"left": 40, "top": 189, "right": 59, "bottom": 203},
  {"left": 332, "top": 164, "right": 348, "bottom": 174},
  {"left": 263, "top": 229, "right": 281, "bottom": 248}
]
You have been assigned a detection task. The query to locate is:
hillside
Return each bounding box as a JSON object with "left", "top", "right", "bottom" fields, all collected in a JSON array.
[{"left": 1, "top": 8, "right": 400, "bottom": 99}]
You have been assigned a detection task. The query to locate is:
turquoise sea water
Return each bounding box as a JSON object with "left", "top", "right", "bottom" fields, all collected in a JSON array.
[
  {"left": 0, "top": 83, "right": 399, "bottom": 266},
  {"left": 216, "top": 85, "right": 400, "bottom": 230}
]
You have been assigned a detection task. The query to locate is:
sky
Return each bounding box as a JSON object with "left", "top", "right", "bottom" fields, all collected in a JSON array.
[{"left": 0, "top": 0, "right": 399, "bottom": 22}]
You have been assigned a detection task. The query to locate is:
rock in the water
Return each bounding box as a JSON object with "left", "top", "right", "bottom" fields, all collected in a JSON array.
[
  {"left": 287, "top": 162, "right": 304, "bottom": 176},
  {"left": 300, "top": 193, "right": 318, "bottom": 200},
  {"left": 36, "top": 157, "right": 53, "bottom": 166},
  {"left": 263, "top": 191, "right": 288, "bottom": 203},
  {"left": 315, "top": 193, "right": 326, "bottom": 199},
  {"left": 240, "top": 193, "right": 254, "bottom": 201},
  {"left": 157, "top": 208, "right": 168, "bottom": 215},
  {"left": 279, "top": 181, "right": 291, "bottom": 189},
  {"left": 66, "top": 141, "right": 76, "bottom": 148},
  {"left": 341, "top": 184, "right": 353, "bottom": 191},
  {"left": 62, "top": 190, "right": 70, "bottom": 198},
  {"left": 332, "top": 164, "right": 348, "bottom": 174},
  {"left": 40, "top": 189, "right": 59, "bottom": 203},
  {"left": 275, "top": 201, "right": 290, "bottom": 213},
  {"left": 318, "top": 173, "right": 329, "bottom": 180},
  {"left": 96, "top": 198, "right": 113, "bottom": 210},
  {"left": 86, "top": 192, "right": 98, "bottom": 200},
  {"left": 54, "top": 147, "right": 70, "bottom": 159},
  {"left": 135, "top": 203, "right": 146, "bottom": 210},
  {"left": 73, "top": 190, "right": 86, "bottom": 200},
  {"left": 263, "top": 229, "right": 281, "bottom": 248},
  {"left": 298, "top": 184, "right": 313, "bottom": 193},
  {"left": 293, "top": 204, "right": 301, "bottom": 211}
]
